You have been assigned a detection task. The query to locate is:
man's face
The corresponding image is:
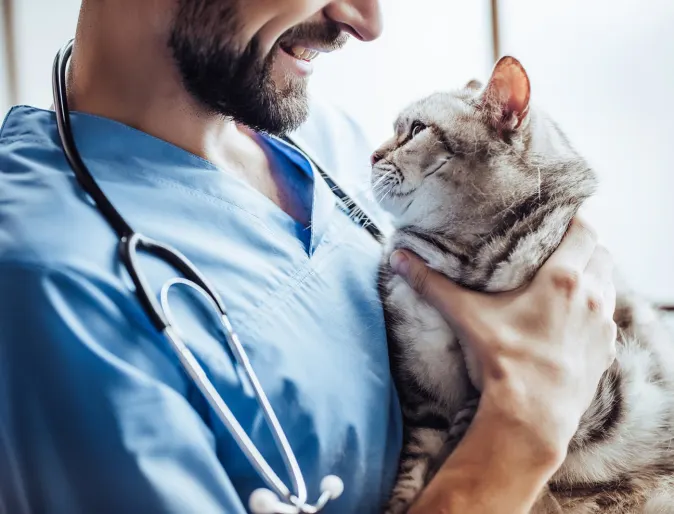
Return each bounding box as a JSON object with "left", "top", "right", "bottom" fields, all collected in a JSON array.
[{"left": 169, "top": 0, "right": 382, "bottom": 135}]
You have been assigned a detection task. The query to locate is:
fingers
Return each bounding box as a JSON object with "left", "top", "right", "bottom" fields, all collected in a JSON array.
[
  {"left": 583, "top": 244, "right": 617, "bottom": 368},
  {"left": 389, "top": 250, "right": 477, "bottom": 326},
  {"left": 583, "top": 244, "right": 616, "bottom": 315},
  {"left": 540, "top": 217, "right": 598, "bottom": 279}
]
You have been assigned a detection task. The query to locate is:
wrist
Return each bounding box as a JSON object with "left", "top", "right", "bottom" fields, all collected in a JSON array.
[
  {"left": 409, "top": 387, "right": 565, "bottom": 514},
  {"left": 477, "top": 384, "right": 568, "bottom": 470},
  {"left": 479, "top": 381, "right": 570, "bottom": 466}
]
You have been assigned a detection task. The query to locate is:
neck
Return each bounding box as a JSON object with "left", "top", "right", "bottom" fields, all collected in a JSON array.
[
  {"left": 66, "top": 1, "right": 314, "bottom": 227},
  {"left": 67, "top": 1, "right": 257, "bottom": 172}
]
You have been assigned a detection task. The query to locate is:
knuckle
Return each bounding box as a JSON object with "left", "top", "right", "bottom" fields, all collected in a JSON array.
[
  {"left": 549, "top": 267, "right": 582, "bottom": 297},
  {"left": 552, "top": 356, "right": 574, "bottom": 382},
  {"left": 586, "top": 294, "right": 604, "bottom": 314}
]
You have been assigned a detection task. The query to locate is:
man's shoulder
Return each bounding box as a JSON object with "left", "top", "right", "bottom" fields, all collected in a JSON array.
[{"left": 0, "top": 106, "right": 115, "bottom": 274}]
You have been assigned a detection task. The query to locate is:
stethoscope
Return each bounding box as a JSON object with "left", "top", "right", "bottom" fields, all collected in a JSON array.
[{"left": 52, "top": 39, "right": 382, "bottom": 514}]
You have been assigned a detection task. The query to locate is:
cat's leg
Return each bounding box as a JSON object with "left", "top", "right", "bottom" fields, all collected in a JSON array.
[
  {"left": 384, "top": 399, "right": 479, "bottom": 514},
  {"left": 425, "top": 397, "right": 480, "bottom": 483},
  {"left": 383, "top": 425, "right": 448, "bottom": 514}
]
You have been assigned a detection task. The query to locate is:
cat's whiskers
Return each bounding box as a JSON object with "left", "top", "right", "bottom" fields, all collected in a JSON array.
[
  {"left": 372, "top": 169, "right": 393, "bottom": 191},
  {"left": 372, "top": 168, "right": 400, "bottom": 203},
  {"left": 378, "top": 186, "right": 394, "bottom": 203},
  {"left": 377, "top": 182, "right": 397, "bottom": 203}
]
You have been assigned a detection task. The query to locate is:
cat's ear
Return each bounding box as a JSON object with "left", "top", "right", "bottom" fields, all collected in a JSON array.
[
  {"left": 465, "top": 79, "right": 483, "bottom": 90},
  {"left": 478, "top": 56, "right": 530, "bottom": 135}
]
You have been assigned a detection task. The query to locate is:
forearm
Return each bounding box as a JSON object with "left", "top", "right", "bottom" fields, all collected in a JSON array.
[{"left": 409, "top": 387, "right": 564, "bottom": 514}]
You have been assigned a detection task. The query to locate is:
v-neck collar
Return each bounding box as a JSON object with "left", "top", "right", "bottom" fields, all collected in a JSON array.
[
  {"left": 263, "top": 134, "right": 336, "bottom": 256},
  {"left": 6, "top": 106, "right": 338, "bottom": 259}
]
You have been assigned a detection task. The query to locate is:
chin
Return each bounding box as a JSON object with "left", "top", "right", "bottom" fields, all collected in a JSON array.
[{"left": 379, "top": 196, "right": 414, "bottom": 223}]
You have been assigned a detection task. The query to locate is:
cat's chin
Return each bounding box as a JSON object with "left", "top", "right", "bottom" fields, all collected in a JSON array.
[{"left": 377, "top": 200, "right": 414, "bottom": 223}]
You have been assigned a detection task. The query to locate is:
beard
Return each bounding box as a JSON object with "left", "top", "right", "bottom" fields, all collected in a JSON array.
[{"left": 168, "top": 1, "right": 347, "bottom": 135}]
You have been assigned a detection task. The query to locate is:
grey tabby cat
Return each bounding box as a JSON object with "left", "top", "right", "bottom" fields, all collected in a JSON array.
[{"left": 373, "top": 56, "right": 674, "bottom": 513}]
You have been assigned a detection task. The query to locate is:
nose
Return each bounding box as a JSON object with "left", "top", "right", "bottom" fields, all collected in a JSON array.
[
  {"left": 324, "top": 0, "right": 384, "bottom": 42},
  {"left": 370, "top": 150, "right": 384, "bottom": 166}
]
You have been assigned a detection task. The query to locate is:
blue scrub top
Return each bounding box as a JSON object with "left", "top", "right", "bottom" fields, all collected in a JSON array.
[{"left": 0, "top": 103, "right": 402, "bottom": 513}]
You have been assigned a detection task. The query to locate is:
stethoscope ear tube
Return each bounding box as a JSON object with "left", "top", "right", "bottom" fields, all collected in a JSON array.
[{"left": 52, "top": 39, "right": 134, "bottom": 240}]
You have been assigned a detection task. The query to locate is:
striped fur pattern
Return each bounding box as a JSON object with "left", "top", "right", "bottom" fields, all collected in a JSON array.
[{"left": 373, "top": 57, "right": 674, "bottom": 513}]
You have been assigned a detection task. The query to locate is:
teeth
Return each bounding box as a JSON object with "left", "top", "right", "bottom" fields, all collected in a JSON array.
[{"left": 290, "top": 46, "right": 319, "bottom": 61}]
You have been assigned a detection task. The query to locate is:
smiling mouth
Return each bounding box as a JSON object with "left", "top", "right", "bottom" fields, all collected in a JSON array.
[{"left": 280, "top": 44, "right": 320, "bottom": 62}]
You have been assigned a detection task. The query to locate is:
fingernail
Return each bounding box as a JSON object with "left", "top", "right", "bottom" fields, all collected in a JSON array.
[{"left": 390, "top": 250, "right": 409, "bottom": 276}]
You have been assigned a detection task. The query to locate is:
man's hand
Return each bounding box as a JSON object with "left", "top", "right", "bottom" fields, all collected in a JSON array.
[{"left": 389, "top": 218, "right": 617, "bottom": 513}]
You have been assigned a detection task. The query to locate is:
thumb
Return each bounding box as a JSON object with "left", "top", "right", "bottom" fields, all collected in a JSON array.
[{"left": 389, "top": 250, "right": 476, "bottom": 324}]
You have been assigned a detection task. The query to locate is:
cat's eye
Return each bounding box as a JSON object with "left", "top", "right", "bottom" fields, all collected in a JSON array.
[{"left": 410, "top": 121, "right": 426, "bottom": 138}]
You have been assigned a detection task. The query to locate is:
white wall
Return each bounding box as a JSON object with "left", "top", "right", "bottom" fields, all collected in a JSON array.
[
  {"left": 4, "top": 0, "right": 493, "bottom": 143},
  {"left": 499, "top": 0, "right": 674, "bottom": 304},
  {"left": 309, "top": 0, "right": 493, "bottom": 146},
  {"left": 0, "top": 4, "right": 10, "bottom": 116},
  {"left": 10, "top": 0, "right": 81, "bottom": 110},
  {"left": 8, "top": 0, "right": 669, "bottom": 303}
]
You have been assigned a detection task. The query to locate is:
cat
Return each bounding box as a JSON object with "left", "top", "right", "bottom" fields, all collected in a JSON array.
[{"left": 373, "top": 56, "right": 674, "bottom": 514}]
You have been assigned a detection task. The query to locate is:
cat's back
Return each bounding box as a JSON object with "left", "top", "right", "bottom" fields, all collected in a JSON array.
[{"left": 545, "top": 285, "right": 674, "bottom": 512}]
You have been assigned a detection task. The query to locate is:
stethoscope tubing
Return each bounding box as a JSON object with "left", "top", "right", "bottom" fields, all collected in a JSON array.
[
  {"left": 52, "top": 37, "right": 382, "bottom": 512},
  {"left": 51, "top": 39, "right": 332, "bottom": 511}
]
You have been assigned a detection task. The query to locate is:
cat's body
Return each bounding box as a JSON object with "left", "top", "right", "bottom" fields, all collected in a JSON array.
[{"left": 373, "top": 57, "right": 674, "bottom": 513}]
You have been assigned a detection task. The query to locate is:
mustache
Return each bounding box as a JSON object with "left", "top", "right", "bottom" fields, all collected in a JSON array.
[{"left": 278, "top": 20, "right": 349, "bottom": 51}]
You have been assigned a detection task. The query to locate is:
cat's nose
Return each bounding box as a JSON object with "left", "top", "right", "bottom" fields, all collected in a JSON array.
[{"left": 371, "top": 150, "right": 384, "bottom": 166}]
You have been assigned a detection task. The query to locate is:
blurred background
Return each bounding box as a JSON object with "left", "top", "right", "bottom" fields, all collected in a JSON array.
[{"left": 1, "top": 0, "right": 673, "bottom": 306}]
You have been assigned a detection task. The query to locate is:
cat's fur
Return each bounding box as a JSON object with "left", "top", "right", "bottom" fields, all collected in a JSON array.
[{"left": 373, "top": 56, "right": 674, "bottom": 513}]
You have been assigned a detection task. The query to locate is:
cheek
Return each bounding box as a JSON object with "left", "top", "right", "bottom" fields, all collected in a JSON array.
[
  {"left": 420, "top": 149, "right": 443, "bottom": 170},
  {"left": 404, "top": 186, "right": 450, "bottom": 222},
  {"left": 397, "top": 142, "right": 444, "bottom": 176},
  {"left": 393, "top": 149, "right": 423, "bottom": 177},
  {"left": 424, "top": 175, "right": 470, "bottom": 213},
  {"left": 253, "top": 1, "right": 331, "bottom": 53}
]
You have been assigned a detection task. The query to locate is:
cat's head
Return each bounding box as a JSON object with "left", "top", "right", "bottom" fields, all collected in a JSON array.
[{"left": 371, "top": 56, "right": 596, "bottom": 246}]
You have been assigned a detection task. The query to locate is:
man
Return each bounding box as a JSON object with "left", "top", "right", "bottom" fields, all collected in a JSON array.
[{"left": 0, "top": 1, "right": 616, "bottom": 513}]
